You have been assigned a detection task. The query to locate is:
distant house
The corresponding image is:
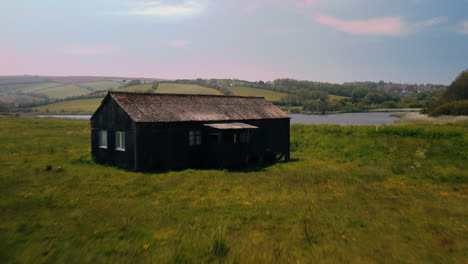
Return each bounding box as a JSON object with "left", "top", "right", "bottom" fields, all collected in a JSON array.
[{"left": 90, "top": 92, "right": 290, "bottom": 171}]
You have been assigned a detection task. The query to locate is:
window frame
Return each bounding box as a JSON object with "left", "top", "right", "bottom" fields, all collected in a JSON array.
[
  {"left": 99, "top": 130, "right": 108, "bottom": 149},
  {"left": 115, "top": 131, "right": 126, "bottom": 151},
  {"left": 189, "top": 130, "right": 202, "bottom": 146}
]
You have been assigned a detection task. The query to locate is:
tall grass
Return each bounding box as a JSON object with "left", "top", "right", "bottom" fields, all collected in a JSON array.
[{"left": 0, "top": 118, "right": 467, "bottom": 263}]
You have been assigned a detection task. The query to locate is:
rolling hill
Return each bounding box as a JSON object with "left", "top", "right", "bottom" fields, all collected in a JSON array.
[
  {"left": 227, "top": 86, "right": 287, "bottom": 101},
  {"left": 155, "top": 83, "right": 222, "bottom": 95},
  {"left": 33, "top": 98, "right": 102, "bottom": 113}
]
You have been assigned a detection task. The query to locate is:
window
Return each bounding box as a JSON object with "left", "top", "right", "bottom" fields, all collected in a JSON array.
[
  {"left": 115, "top": 131, "right": 125, "bottom": 151},
  {"left": 189, "top": 130, "right": 202, "bottom": 146},
  {"left": 99, "top": 130, "right": 107, "bottom": 148}
]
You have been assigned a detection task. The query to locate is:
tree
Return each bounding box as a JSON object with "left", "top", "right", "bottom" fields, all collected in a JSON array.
[
  {"left": 422, "top": 70, "right": 468, "bottom": 114},
  {"left": 351, "top": 87, "right": 370, "bottom": 100},
  {"left": 442, "top": 70, "right": 468, "bottom": 102},
  {"left": 152, "top": 82, "right": 159, "bottom": 90},
  {"left": 365, "top": 92, "right": 388, "bottom": 104}
]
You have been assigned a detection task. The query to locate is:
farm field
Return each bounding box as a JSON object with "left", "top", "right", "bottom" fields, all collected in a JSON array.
[
  {"left": 227, "top": 86, "right": 287, "bottom": 101},
  {"left": 78, "top": 81, "right": 124, "bottom": 91},
  {"left": 0, "top": 118, "right": 466, "bottom": 263},
  {"left": 36, "top": 85, "right": 92, "bottom": 99},
  {"left": 155, "top": 83, "right": 222, "bottom": 95},
  {"left": 0, "top": 93, "right": 48, "bottom": 105},
  {"left": 32, "top": 98, "right": 102, "bottom": 113},
  {"left": 117, "top": 83, "right": 154, "bottom": 93},
  {"left": 17, "top": 82, "right": 64, "bottom": 93}
]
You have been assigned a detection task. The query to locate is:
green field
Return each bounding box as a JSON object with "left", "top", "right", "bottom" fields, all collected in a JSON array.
[
  {"left": 31, "top": 83, "right": 221, "bottom": 113},
  {"left": 79, "top": 81, "right": 124, "bottom": 91},
  {"left": 117, "top": 83, "right": 154, "bottom": 93},
  {"left": 33, "top": 98, "right": 102, "bottom": 113},
  {"left": 156, "top": 83, "right": 222, "bottom": 95},
  {"left": 17, "top": 83, "right": 64, "bottom": 93},
  {"left": 0, "top": 118, "right": 466, "bottom": 263},
  {"left": 227, "top": 86, "right": 287, "bottom": 101},
  {"left": 37, "top": 85, "right": 92, "bottom": 99},
  {"left": 0, "top": 93, "right": 48, "bottom": 105},
  {"left": 329, "top": 94, "right": 347, "bottom": 101}
]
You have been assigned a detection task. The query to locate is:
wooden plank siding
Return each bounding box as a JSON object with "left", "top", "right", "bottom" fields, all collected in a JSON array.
[{"left": 91, "top": 92, "right": 290, "bottom": 171}]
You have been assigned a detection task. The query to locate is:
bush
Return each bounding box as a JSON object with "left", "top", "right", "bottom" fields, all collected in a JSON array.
[{"left": 429, "top": 100, "right": 468, "bottom": 117}]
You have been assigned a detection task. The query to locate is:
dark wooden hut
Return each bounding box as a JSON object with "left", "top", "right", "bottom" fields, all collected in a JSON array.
[{"left": 91, "top": 91, "right": 290, "bottom": 171}]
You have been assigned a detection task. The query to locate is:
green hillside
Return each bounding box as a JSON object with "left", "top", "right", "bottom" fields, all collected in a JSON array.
[
  {"left": 227, "top": 86, "right": 287, "bottom": 101},
  {"left": 117, "top": 84, "right": 154, "bottom": 93},
  {"left": 156, "top": 83, "right": 222, "bottom": 95},
  {"left": 79, "top": 81, "right": 124, "bottom": 91},
  {"left": 33, "top": 98, "right": 102, "bottom": 113},
  {"left": 0, "top": 118, "right": 466, "bottom": 263},
  {"left": 37, "top": 85, "right": 92, "bottom": 99},
  {"left": 17, "top": 82, "right": 64, "bottom": 93}
]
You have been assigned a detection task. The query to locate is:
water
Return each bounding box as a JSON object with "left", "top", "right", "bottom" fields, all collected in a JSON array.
[
  {"left": 290, "top": 112, "right": 403, "bottom": 125},
  {"left": 37, "top": 112, "right": 403, "bottom": 125},
  {"left": 37, "top": 115, "right": 92, "bottom": 120}
]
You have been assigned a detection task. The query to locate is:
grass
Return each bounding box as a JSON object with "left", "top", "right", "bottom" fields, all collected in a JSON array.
[
  {"left": 117, "top": 84, "right": 154, "bottom": 93},
  {"left": 227, "top": 86, "right": 287, "bottom": 101},
  {"left": 17, "top": 83, "right": 64, "bottom": 93},
  {"left": 36, "top": 85, "right": 92, "bottom": 99},
  {"left": 31, "top": 83, "right": 221, "bottom": 113},
  {"left": 78, "top": 81, "right": 124, "bottom": 91},
  {"left": 0, "top": 118, "right": 467, "bottom": 263},
  {"left": 32, "top": 98, "right": 102, "bottom": 113},
  {"left": 155, "top": 83, "right": 222, "bottom": 95},
  {"left": 0, "top": 93, "right": 48, "bottom": 105},
  {"left": 329, "top": 94, "right": 347, "bottom": 101}
]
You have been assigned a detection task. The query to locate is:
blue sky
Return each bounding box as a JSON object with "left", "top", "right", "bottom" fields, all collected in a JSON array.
[{"left": 0, "top": 0, "right": 467, "bottom": 84}]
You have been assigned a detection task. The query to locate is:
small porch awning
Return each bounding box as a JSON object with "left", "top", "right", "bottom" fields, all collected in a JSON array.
[{"left": 203, "top": 122, "right": 258, "bottom": 130}]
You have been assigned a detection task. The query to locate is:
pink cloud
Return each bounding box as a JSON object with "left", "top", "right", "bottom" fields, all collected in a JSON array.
[
  {"left": 62, "top": 45, "right": 114, "bottom": 55},
  {"left": 314, "top": 15, "right": 403, "bottom": 35},
  {"left": 165, "top": 39, "right": 191, "bottom": 49}
]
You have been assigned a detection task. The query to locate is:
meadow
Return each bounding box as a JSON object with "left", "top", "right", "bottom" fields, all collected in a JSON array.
[
  {"left": 155, "top": 83, "right": 222, "bottom": 95},
  {"left": 0, "top": 118, "right": 467, "bottom": 263},
  {"left": 227, "top": 86, "right": 287, "bottom": 101},
  {"left": 32, "top": 98, "right": 103, "bottom": 113}
]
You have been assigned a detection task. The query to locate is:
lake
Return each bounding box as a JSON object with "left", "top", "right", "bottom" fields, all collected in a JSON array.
[
  {"left": 38, "top": 112, "right": 403, "bottom": 125},
  {"left": 290, "top": 112, "right": 403, "bottom": 125}
]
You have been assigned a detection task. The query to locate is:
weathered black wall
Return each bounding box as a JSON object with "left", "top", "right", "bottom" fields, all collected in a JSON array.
[
  {"left": 134, "top": 118, "right": 290, "bottom": 171},
  {"left": 91, "top": 97, "right": 136, "bottom": 170}
]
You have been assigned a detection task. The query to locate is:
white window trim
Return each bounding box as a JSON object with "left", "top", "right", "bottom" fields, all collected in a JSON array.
[
  {"left": 99, "top": 130, "right": 108, "bottom": 149},
  {"left": 115, "top": 131, "right": 126, "bottom": 151}
]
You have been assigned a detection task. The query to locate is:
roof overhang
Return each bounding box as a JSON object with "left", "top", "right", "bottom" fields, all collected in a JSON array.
[{"left": 203, "top": 122, "right": 258, "bottom": 130}]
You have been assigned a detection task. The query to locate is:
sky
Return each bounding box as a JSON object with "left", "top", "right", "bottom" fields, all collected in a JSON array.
[{"left": 0, "top": 0, "right": 467, "bottom": 84}]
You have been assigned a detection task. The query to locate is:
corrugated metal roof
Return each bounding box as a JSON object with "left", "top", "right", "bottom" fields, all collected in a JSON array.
[
  {"left": 107, "top": 92, "right": 290, "bottom": 123},
  {"left": 204, "top": 122, "right": 258, "bottom": 130}
]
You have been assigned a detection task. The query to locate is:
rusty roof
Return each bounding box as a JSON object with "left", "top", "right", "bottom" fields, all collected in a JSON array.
[{"left": 103, "top": 91, "right": 289, "bottom": 123}]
